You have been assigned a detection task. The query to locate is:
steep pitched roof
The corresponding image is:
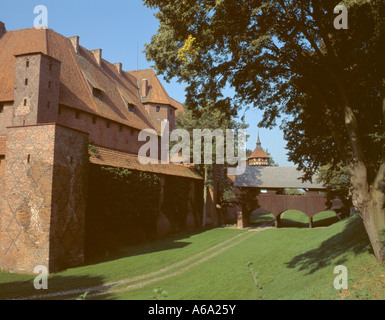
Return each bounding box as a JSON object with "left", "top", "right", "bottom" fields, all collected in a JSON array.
[
  {"left": 248, "top": 146, "right": 270, "bottom": 159},
  {"left": 127, "top": 69, "right": 184, "bottom": 112},
  {"left": 0, "top": 28, "right": 182, "bottom": 133}
]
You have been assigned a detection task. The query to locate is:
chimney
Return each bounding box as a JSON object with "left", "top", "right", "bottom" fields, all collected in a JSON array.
[
  {"left": 0, "top": 21, "right": 6, "bottom": 39},
  {"left": 141, "top": 79, "right": 148, "bottom": 98},
  {"left": 114, "top": 62, "right": 122, "bottom": 76},
  {"left": 91, "top": 49, "right": 102, "bottom": 67},
  {"left": 68, "top": 36, "right": 79, "bottom": 53}
]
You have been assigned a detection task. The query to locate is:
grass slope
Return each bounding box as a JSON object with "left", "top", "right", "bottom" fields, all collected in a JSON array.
[{"left": 0, "top": 213, "right": 384, "bottom": 300}]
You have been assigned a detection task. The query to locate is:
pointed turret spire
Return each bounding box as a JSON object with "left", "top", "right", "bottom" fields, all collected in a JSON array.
[
  {"left": 248, "top": 130, "right": 270, "bottom": 167},
  {"left": 256, "top": 131, "right": 261, "bottom": 148}
]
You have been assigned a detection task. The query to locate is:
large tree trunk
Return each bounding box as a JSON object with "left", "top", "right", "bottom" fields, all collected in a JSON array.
[{"left": 350, "top": 162, "right": 385, "bottom": 262}]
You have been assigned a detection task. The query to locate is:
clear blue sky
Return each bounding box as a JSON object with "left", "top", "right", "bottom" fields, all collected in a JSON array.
[{"left": 0, "top": 0, "right": 294, "bottom": 166}]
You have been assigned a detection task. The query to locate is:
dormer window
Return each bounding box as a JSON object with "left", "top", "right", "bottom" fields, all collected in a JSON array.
[
  {"left": 93, "top": 87, "right": 102, "bottom": 98},
  {"left": 127, "top": 103, "right": 135, "bottom": 113}
]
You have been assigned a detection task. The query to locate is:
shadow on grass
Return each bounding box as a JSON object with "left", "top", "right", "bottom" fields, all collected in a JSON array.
[
  {"left": 0, "top": 274, "right": 111, "bottom": 300},
  {"left": 285, "top": 215, "right": 372, "bottom": 275},
  {"left": 85, "top": 229, "right": 207, "bottom": 266}
]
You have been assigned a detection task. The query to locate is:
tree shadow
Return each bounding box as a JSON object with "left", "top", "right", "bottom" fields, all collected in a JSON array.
[
  {"left": 85, "top": 229, "right": 206, "bottom": 265},
  {"left": 0, "top": 274, "right": 111, "bottom": 300},
  {"left": 285, "top": 215, "right": 372, "bottom": 275}
]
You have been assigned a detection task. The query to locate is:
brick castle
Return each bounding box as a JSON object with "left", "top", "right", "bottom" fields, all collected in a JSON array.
[{"left": 0, "top": 22, "right": 202, "bottom": 274}]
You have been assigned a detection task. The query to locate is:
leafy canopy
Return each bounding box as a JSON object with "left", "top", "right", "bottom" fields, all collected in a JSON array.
[{"left": 144, "top": 0, "right": 385, "bottom": 182}]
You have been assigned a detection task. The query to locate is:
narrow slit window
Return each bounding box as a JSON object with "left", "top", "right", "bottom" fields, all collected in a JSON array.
[
  {"left": 26, "top": 60, "right": 30, "bottom": 68},
  {"left": 92, "top": 116, "right": 97, "bottom": 124},
  {"left": 25, "top": 78, "right": 28, "bottom": 86},
  {"left": 48, "top": 81, "right": 51, "bottom": 89},
  {"left": 156, "top": 106, "right": 160, "bottom": 113},
  {"left": 47, "top": 101, "right": 50, "bottom": 109},
  {"left": 75, "top": 111, "right": 80, "bottom": 119},
  {"left": 23, "top": 99, "right": 27, "bottom": 106},
  {"left": 106, "top": 121, "right": 110, "bottom": 129},
  {"left": 58, "top": 106, "right": 62, "bottom": 115},
  {"left": 27, "top": 154, "right": 31, "bottom": 164}
]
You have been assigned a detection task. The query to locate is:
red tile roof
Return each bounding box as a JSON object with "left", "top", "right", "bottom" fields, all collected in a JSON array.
[
  {"left": 89, "top": 145, "right": 202, "bottom": 180},
  {"left": 0, "top": 28, "right": 183, "bottom": 132},
  {"left": 128, "top": 69, "right": 184, "bottom": 113},
  {"left": 248, "top": 147, "right": 270, "bottom": 159}
]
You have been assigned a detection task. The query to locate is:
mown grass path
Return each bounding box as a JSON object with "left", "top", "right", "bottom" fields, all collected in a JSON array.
[{"left": 14, "top": 227, "right": 269, "bottom": 300}]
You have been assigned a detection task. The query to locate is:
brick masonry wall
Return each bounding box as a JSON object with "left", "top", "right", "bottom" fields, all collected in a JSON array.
[
  {"left": 57, "top": 104, "right": 144, "bottom": 154},
  {"left": 49, "top": 124, "right": 88, "bottom": 272},
  {"left": 0, "top": 123, "right": 88, "bottom": 274}
]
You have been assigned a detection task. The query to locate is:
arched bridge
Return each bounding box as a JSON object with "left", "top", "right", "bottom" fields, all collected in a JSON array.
[{"left": 233, "top": 167, "right": 347, "bottom": 228}]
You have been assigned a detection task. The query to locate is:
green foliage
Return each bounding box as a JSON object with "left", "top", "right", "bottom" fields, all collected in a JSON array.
[
  {"left": 76, "top": 291, "right": 89, "bottom": 300},
  {"left": 86, "top": 166, "right": 161, "bottom": 256},
  {"left": 316, "top": 163, "right": 351, "bottom": 200},
  {"left": 88, "top": 144, "right": 100, "bottom": 159},
  {"left": 151, "top": 288, "right": 168, "bottom": 300},
  {"left": 143, "top": 0, "right": 385, "bottom": 180}
]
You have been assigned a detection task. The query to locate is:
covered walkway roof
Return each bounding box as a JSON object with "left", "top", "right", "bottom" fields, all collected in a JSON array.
[
  {"left": 234, "top": 166, "right": 325, "bottom": 189},
  {"left": 89, "top": 145, "right": 203, "bottom": 180}
]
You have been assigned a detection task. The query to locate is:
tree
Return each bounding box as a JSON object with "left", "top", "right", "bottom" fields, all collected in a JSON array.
[
  {"left": 316, "top": 162, "right": 351, "bottom": 201},
  {"left": 143, "top": 0, "right": 385, "bottom": 262},
  {"left": 175, "top": 104, "right": 248, "bottom": 227}
]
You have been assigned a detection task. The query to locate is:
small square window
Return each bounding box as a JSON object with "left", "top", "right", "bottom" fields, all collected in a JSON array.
[
  {"left": 128, "top": 104, "right": 135, "bottom": 112},
  {"left": 93, "top": 87, "right": 102, "bottom": 98}
]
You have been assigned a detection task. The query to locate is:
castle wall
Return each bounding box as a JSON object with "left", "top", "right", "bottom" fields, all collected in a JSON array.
[
  {"left": 56, "top": 105, "right": 143, "bottom": 154},
  {"left": 0, "top": 123, "right": 88, "bottom": 274}
]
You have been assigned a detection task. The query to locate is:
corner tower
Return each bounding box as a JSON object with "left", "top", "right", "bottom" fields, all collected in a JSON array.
[{"left": 13, "top": 52, "right": 61, "bottom": 126}]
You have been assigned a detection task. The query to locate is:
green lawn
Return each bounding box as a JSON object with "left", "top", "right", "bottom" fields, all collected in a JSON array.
[{"left": 0, "top": 213, "right": 384, "bottom": 300}]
